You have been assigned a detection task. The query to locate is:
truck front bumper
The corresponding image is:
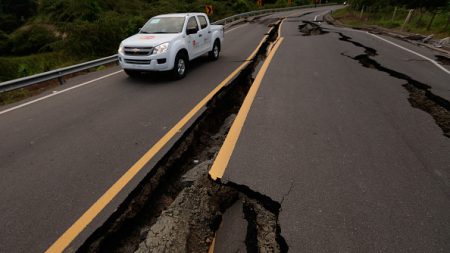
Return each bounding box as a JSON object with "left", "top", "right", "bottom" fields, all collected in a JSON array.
[{"left": 118, "top": 53, "right": 172, "bottom": 72}]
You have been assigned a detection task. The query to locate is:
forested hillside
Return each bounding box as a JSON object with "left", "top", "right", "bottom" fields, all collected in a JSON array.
[{"left": 0, "top": 0, "right": 313, "bottom": 82}]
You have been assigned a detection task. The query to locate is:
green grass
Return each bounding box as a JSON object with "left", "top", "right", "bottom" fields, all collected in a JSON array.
[
  {"left": 0, "top": 52, "right": 74, "bottom": 105},
  {"left": 333, "top": 7, "right": 450, "bottom": 38},
  {"left": 0, "top": 52, "right": 88, "bottom": 82},
  {"left": 0, "top": 88, "right": 32, "bottom": 105},
  {"left": 0, "top": 52, "right": 111, "bottom": 105}
]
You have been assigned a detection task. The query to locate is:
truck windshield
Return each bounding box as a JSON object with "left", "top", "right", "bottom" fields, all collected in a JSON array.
[{"left": 140, "top": 17, "right": 185, "bottom": 34}]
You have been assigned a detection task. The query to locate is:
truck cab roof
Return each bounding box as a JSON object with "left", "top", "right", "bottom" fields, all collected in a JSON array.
[{"left": 154, "top": 13, "right": 206, "bottom": 18}]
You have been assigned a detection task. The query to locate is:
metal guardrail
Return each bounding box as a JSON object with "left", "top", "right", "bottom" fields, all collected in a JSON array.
[
  {"left": 0, "top": 54, "right": 117, "bottom": 93},
  {"left": 0, "top": 3, "right": 335, "bottom": 93},
  {"left": 0, "top": 55, "right": 118, "bottom": 93},
  {"left": 212, "top": 3, "right": 335, "bottom": 26},
  {"left": 214, "top": 5, "right": 313, "bottom": 26}
]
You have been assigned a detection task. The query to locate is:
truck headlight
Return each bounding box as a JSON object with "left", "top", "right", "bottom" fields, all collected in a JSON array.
[
  {"left": 153, "top": 42, "right": 169, "bottom": 55},
  {"left": 118, "top": 45, "right": 124, "bottom": 55}
]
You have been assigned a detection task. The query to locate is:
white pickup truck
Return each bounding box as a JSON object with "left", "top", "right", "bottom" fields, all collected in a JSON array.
[{"left": 118, "top": 13, "right": 224, "bottom": 79}]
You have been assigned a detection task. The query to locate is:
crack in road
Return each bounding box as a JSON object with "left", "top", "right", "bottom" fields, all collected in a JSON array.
[
  {"left": 337, "top": 33, "right": 450, "bottom": 138},
  {"left": 242, "top": 197, "right": 288, "bottom": 253},
  {"left": 338, "top": 32, "right": 377, "bottom": 56},
  {"left": 435, "top": 55, "right": 450, "bottom": 66},
  {"left": 404, "top": 58, "right": 429, "bottom": 62},
  {"left": 280, "top": 181, "right": 295, "bottom": 206}
]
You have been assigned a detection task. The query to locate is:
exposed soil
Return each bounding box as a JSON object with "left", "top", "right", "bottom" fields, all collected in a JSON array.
[{"left": 77, "top": 19, "right": 288, "bottom": 253}]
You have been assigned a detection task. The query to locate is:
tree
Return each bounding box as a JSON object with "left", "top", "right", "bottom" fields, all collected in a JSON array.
[
  {"left": 40, "top": 0, "right": 102, "bottom": 22},
  {"left": 395, "top": 0, "right": 448, "bottom": 10},
  {"left": 0, "top": 0, "right": 37, "bottom": 18},
  {"left": 348, "top": 0, "right": 393, "bottom": 10},
  {"left": 0, "top": 0, "right": 38, "bottom": 32}
]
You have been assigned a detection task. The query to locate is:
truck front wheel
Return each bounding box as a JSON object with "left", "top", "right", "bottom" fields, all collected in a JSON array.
[
  {"left": 208, "top": 40, "right": 220, "bottom": 61},
  {"left": 172, "top": 52, "right": 188, "bottom": 79}
]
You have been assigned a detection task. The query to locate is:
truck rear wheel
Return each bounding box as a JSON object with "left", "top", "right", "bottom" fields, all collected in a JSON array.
[
  {"left": 208, "top": 40, "right": 220, "bottom": 61},
  {"left": 172, "top": 52, "right": 188, "bottom": 79}
]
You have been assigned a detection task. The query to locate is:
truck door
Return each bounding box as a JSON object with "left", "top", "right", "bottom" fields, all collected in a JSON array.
[
  {"left": 186, "top": 16, "right": 201, "bottom": 58},
  {"left": 196, "top": 15, "right": 210, "bottom": 54}
]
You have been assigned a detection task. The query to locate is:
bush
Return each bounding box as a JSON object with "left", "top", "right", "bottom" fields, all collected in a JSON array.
[
  {"left": 274, "top": 0, "right": 289, "bottom": 7},
  {"left": 0, "top": 52, "right": 75, "bottom": 82},
  {"left": 6, "top": 25, "right": 57, "bottom": 55},
  {"left": 0, "top": 30, "right": 8, "bottom": 54},
  {"left": 40, "top": 0, "right": 102, "bottom": 22},
  {"left": 0, "top": 14, "right": 20, "bottom": 33},
  {"left": 0, "top": 0, "right": 38, "bottom": 32},
  {"left": 294, "top": 0, "right": 312, "bottom": 5},
  {"left": 232, "top": 0, "right": 253, "bottom": 13},
  {"left": 125, "top": 16, "right": 146, "bottom": 35},
  {"left": 63, "top": 11, "right": 129, "bottom": 57}
]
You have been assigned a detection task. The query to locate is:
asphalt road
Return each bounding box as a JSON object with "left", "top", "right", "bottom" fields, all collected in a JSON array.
[
  {"left": 0, "top": 15, "right": 279, "bottom": 252},
  {"left": 218, "top": 8, "right": 450, "bottom": 253}
]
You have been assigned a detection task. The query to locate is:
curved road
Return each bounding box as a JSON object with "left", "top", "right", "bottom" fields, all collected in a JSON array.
[{"left": 0, "top": 7, "right": 331, "bottom": 253}]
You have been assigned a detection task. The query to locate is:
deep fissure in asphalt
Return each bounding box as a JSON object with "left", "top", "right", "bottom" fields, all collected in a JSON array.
[
  {"left": 435, "top": 55, "right": 450, "bottom": 66},
  {"left": 241, "top": 197, "right": 288, "bottom": 253},
  {"left": 337, "top": 33, "right": 450, "bottom": 138},
  {"left": 338, "top": 32, "right": 377, "bottom": 56},
  {"left": 242, "top": 199, "right": 259, "bottom": 253},
  {"left": 224, "top": 182, "right": 289, "bottom": 252},
  {"left": 77, "top": 20, "right": 288, "bottom": 253}
]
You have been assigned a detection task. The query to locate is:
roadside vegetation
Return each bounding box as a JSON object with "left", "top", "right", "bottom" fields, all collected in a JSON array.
[
  {"left": 0, "top": 0, "right": 321, "bottom": 83},
  {"left": 333, "top": 0, "right": 450, "bottom": 38}
]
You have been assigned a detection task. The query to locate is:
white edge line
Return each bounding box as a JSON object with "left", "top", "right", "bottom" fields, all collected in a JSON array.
[
  {"left": 0, "top": 70, "right": 123, "bottom": 116},
  {"left": 334, "top": 25, "right": 450, "bottom": 75},
  {"left": 225, "top": 23, "right": 249, "bottom": 34},
  {"left": 367, "top": 32, "right": 450, "bottom": 75}
]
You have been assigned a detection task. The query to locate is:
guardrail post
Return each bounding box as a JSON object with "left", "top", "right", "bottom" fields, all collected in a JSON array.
[{"left": 58, "top": 72, "right": 65, "bottom": 85}]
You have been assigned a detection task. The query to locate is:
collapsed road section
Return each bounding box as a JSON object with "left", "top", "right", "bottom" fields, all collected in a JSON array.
[
  {"left": 298, "top": 21, "right": 329, "bottom": 36},
  {"left": 77, "top": 20, "right": 287, "bottom": 253}
]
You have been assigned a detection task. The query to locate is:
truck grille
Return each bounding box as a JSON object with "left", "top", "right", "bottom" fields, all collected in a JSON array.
[
  {"left": 124, "top": 47, "right": 153, "bottom": 56},
  {"left": 124, "top": 59, "right": 151, "bottom": 65}
]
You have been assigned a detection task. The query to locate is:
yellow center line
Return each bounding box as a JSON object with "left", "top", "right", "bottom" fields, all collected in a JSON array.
[
  {"left": 208, "top": 21, "right": 285, "bottom": 253},
  {"left": 208, "top": 235, "right": 216, "bottom": 253},
  {"left": 209, "top": 37, "right": 285, "bottom": 180},
  {"left": 278, "top": 18, "right": 284, "bottom": 37},
  {"left": 45, "top": 32, "right": 271, "bottom": 253}
]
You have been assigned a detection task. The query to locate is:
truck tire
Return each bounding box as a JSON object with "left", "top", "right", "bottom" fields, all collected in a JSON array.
[
  {"left": 208, "top": 40, "right": 220, "bottom": 61},
  {"left": 124, "top": 69, "right": 141, "bottom": 78},
  {"left": 172, "top": 52, "right": 188, "bottom": 79}
]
